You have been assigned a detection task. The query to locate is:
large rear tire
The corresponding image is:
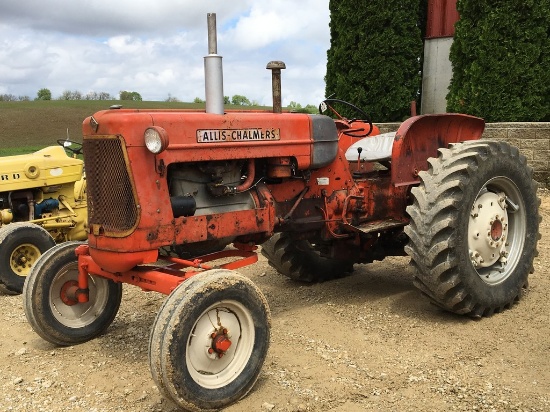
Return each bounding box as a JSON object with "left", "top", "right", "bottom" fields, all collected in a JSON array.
[
  {"left": 148, "top": 269, "right": 270, "bottom": 412},
  {"left": 23, "top": 241, "right": 122, "bottom": 345},
  {"left": 405, "top": 141, "right": 540, "bottom": 317},
  {"left": 0, "top": 223, "right": 56, "bottom": 295},
  {"left": 261, "top": 233, "right": 354, "bottom": 282}
]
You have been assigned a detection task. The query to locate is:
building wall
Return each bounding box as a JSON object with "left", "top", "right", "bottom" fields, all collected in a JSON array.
[
  {"left": 421, "top": 0, "right": 459, "bottom": 114},
  {"left": 421, "top": 37, "right": 453, "bottom": 114},
  {"left": 426, "top": 0, "right": 459, "bottom": 38},
  {"left": 376, "top": 122, "right": 550, "bottom": 188}
]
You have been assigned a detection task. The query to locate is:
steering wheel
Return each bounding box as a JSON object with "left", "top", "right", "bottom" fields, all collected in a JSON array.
[
  {"left": 318, "top": 98, "right": 373, "bottom": 138},
  {"left": 57, "top": 139, "right": 83, "bottom": 155}
]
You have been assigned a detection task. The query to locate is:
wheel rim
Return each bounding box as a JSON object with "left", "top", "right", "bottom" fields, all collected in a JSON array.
[
  {"left": 9, "top": 243, "right": 41, "bottom": 277},
  {"left": 49, "top": 262, "right": 111, "bottom": 328},
  {"left": 186, "top": 300, "right": 255, "bottom": 389},
  {"left": 468, "top": 177, "right": 526, "bottom": 285}
]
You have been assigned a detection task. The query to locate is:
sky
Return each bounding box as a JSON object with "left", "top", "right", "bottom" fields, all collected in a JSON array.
[{"left": 0, "top": 1, "right": 331, "bottom": 106}]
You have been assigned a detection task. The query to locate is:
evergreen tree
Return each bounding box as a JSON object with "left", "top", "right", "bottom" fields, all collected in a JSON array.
[
  {"left": 447, "top": 0, "right": 550, "bottom": 121},
  {"left": 325, "top": 0, "right": 424, "bottom": 122}
]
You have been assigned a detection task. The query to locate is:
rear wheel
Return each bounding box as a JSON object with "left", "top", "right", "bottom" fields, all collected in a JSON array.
[
  {"left": 0, "top": 223, "right": 56, "bottom": 295},
  {"left": 149, "top": 269, "right": 270, "bottom": 411},
  {"left": 405, "top": 141, "right": 540, "bottom": 317},
  {"left": 261, "top": 233, "right": 354, "bottom": 282},
  {"left": 23, "top": 241, "right": 122, "bottom": 345}
]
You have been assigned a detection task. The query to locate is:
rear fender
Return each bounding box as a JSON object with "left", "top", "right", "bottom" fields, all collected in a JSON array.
[{"left": 391, "top": 114, "right": 485, "bottom": 186}]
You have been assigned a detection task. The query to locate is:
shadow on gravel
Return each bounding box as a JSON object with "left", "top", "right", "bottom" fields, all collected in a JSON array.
[{"left": 257, "top": 255, "right": 473, "bottom": 326}]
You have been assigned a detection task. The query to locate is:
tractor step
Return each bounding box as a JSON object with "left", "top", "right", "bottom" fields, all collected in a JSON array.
[{"left": 343, "top": 219, "right": 406, "bottom": 235}]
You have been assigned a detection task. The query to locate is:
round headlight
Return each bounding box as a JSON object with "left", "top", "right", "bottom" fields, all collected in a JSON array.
[{"left": 144, "top": 126, "right": 169, "bottom": 154}]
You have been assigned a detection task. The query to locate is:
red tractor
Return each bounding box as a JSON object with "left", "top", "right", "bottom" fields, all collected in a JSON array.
[{"left": 23, "top": 15, "right": 540, "bottom": 412}]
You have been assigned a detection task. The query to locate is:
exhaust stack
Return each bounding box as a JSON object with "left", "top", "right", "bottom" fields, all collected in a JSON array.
[
  {"left": 266, "top": 61, "right": 286, "bottom": 113},
  {"left": 204, "top": 13, "right": 224, "bottom": 114}
]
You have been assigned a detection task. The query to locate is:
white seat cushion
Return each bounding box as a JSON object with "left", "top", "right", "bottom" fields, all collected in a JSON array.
[{"left": 345, "top": 132, "right": 396, "bottom": 162}]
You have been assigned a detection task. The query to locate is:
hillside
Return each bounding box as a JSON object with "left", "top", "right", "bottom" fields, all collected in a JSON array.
[{"left": 0, "top": 100, "right": 223, "bottom": 155}]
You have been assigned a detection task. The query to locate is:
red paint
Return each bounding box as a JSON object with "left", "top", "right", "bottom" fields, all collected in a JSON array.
[
  {"left": 80, "top": 109, "right": 484, "bottom": 296},
  {"left": 426, "top": 0, "right": 459, "bottom": 39},
  {"left": 213, "top": 335, "right": 232, "bottom": 353}
]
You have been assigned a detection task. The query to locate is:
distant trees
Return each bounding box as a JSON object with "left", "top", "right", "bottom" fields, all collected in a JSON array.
[
  {"left": 119, "top": 91, "right": 142, "bottom": 101},
  {"left": 193, "top": 95, "right": 261, "bottom": 106},
  {"left": 57, "top": 90, "right": 113, "bottom": 101},
  {"left": 5, "top": 89, "right": 313, "bottom": 109},
  {"left": 288, "top": 101, "right": 318, "bottom": 113},
  {"left": 447, "top": 0, "right": 550, "bottom": 121},
  {"left": 165, "top": 94, "right": 180, "bottom": 102},
  {"left": 85, "top": 91, "right": 113, "bottom": 101},
  {"left": 36, "top": 88, "right": 52, "bottom": 101},
  {"left": 0, "top": 94, "right": 30, "bottom": 101},
  {"left": 231, "top": 95, "right": 252, "bottom": 106},
  {"left": 59, "top": 90, "right": 82, "bottom": 100}
]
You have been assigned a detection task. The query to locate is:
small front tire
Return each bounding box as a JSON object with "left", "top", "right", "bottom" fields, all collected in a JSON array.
[
  {"left": 149, "top": 269, "right": 270, "bottom": 411},
  {"left": 23, "top": 241, "right": 122, "bottom": 345}
]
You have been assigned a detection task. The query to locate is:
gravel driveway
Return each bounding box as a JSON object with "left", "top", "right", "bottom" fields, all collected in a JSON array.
[{"left": 1, "top": 191, "right": 548, "bottom": 412}]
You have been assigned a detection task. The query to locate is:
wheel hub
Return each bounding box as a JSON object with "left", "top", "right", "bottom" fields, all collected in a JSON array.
[
  {"left": 209, "top": 329, "right": 232, "bottom": 358},
  {"left": 468, "top": 191, "right": 509, "bottom": 268},
  {"left": 60, "top": 280, "right": 80, "bottom": 306},
  {"left": 10, "top": 244, "right": 40, "bottom": 276},
  {"left": 490, "top": 219, "right": 503, "bottom": 241}
]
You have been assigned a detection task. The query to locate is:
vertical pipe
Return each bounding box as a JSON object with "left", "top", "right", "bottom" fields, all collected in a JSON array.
[
  {"left": 266, "top": 61, "right": 286, "bottom": 113},
  {"left": 207, "top": 13, "right": 217, "bottom": 54},
  {"left": 204, "top": 13, "right": 224, "bottom": 114}
]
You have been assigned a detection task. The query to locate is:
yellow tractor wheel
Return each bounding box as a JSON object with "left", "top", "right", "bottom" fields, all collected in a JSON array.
[{"left": 0, "top": 223, "right": 56, "bottom": 295}]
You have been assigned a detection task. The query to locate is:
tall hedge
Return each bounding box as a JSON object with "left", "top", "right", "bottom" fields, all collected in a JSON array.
[
  {"left": 447, "top": 0, "right": 550, "bottom": 122},
  {"left": 325, "top": 0, "right": 425, "bottom": 122}
]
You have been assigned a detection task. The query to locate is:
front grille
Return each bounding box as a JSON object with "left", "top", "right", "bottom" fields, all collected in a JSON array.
[{"left": 83, "top": 137, "right": 138, "bottom": 234}]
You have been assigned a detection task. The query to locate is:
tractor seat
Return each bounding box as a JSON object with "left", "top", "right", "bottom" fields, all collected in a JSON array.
[{"left": 344, "top": 132, "right": 396, "bottom": 162}]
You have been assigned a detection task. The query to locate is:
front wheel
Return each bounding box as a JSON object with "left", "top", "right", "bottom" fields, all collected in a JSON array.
[
  {"left": 0, "top": 223, "right": 56, "bottom": 295},
  {"left": 148, "top": 269, "right": 270, "bottom": 411},
  {"left": 405, "top": 141, "right": 540, "bottom": 317},
  {"left": 23, "top": 241, "right": 122, "bottom": 345}
]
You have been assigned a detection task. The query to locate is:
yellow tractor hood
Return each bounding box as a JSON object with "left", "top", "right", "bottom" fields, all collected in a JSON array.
[{"left": 0, "top": 146, "right": 83, "bottom": 191}]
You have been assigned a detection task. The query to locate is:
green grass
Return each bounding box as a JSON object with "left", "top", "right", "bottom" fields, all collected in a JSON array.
[
  {"left": 0, "top": 100, "right": 271, "bottom": 156},
  {"left": 0, "top": 146, "right": 47, "bottom": 157}
]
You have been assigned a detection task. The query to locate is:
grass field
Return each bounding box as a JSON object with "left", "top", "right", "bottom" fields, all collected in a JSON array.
[{"left": 0, "top": 100, "right": 264, "bottom": 156}]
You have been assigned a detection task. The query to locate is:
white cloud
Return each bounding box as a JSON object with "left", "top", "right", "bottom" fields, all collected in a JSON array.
[
  {"left": 226, "top": 2, "right": 330, "bottom": 50},
  {"left": 0, "top": 1, "right": 330, "bottom": 105}
]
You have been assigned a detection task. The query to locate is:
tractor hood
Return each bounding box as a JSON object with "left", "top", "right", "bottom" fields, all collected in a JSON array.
[{"left": 0, "top": 146, "right": 83, "bottom": 191}]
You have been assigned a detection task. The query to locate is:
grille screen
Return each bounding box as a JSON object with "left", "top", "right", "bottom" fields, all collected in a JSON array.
[{"left": 83, "top": 137, "right": 138, "bottom": 233}]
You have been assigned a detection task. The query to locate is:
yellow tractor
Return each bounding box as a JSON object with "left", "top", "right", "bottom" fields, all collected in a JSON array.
[{"left": 0, "top": 140, "right": 87, "bottom": 294}]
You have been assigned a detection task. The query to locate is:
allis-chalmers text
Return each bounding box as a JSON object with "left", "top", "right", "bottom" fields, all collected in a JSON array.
[{"left": 197, "top": 128, "right": 281, "bottom": 142}]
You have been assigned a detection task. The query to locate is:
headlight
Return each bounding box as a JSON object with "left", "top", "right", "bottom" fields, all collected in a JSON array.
[{"left": 144, "top": 126, "right": 169, "bottom": 154}]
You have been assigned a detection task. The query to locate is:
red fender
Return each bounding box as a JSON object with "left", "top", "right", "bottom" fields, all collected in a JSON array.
[{"left": 391, "top": 113, "right": 485, "bottom": 186}]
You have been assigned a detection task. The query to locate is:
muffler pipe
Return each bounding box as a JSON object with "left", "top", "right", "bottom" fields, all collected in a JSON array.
[
  {"left": 204, "top": 13, "right": 224, "bottom": 114},
  {"left": 266, "top": 61, "right": 286, "bottom": 113}
]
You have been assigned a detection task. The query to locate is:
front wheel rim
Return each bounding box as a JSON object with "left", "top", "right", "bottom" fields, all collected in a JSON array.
[
  {"left": 468, "top": 177, "right": 526, "bottom": 285},
  {"left": 49, "top": 262, "right": 111, "bottom": 327},
  {"left": 186, "top": 300, "right": 255, "bottom": 389}
]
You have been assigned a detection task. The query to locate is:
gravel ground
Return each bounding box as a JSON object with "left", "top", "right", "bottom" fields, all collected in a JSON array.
[{"left": 0, "top": 191, "right": 548, "bottom": 412}]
